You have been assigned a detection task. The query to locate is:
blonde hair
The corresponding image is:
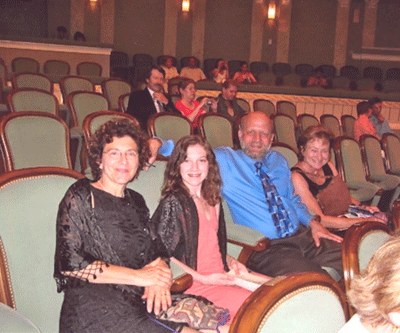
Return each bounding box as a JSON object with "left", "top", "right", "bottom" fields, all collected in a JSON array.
[{"left": 347, "top": 234, "right": 400, "bottom": 327}]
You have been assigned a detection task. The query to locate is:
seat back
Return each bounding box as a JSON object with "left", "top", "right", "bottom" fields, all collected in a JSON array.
[
  {"left": 250, "top": 61, "right": 268, "bottom": 77},
  {"left": 43, "top": 60, "right": 71, "bottom": 76},
  {"left": 101, "top": 78, "right": 132, "bottom": 110},
  {"left": 281, "top": 73, "right": 302, "bottom": 87},
  {"left": 297, "top": 114, "right": 319, "bottom": 133},
  {"left": 253, "top": 99, "right": 275, "bottom": 116},
  {"left": 0, "top": 112, "right": 72, "bottom": 171},
  {"left": 382, "top": 133, "right": 400, "bottom": 175},
  {"left": 320, "top": 114, "right": 341, "bottom": 137},
  {"left": 228, "top": 60, "right": 242, "bottom": 77},
  {"left": 7, "top": 88, "right": 59, "bottom": 116},
  {"left": 148, "top": 112, "right": 192, "bottom": 142},
  {"left": 273, "top": 114, "right": 298, "bottom": 153},
  {"left": 67, "top": 91, "right": 109, "bottom": 128},
  {"left": 0, "top": 167, "right": 83, "bottom": 332},
  {"left": 82, "top": 111, "right": 139, "bottom": 144},
  {"left": 276, "top": 100, "right": 297, "bottom": 124},
  {"left": 382, "top": 79, "right": 400, "bottom": 93},
  {"left": 315, "top": 64, "right": 337, "bottom": 79},
  {"left": 341, "top": 114, "right": 356, "bottom": 138},
  {"left": 59, "top": 75, "right": 95, "bottom": 102},
  {"left": 11, "top": 57, "right": 39, "bottom": 73},
  {"left": 231, "top": 272, "right": 348, "bottom": 333},
  {"left": 76, "top": 61, "right": 102, "bottom": 77},
  {"left": 0, "top": 58, "right": 8, "bottom": 84},
  {"left": 257, "top": 71, "right": 276, "bottom": 85},
  {"left": 342, "top": 222, "right": 391, "bottom": 315},
  {"left": 132, "top": 53, "right": 153, "bottom": 84},
  {"left": 11, "top": 72, "right": 53, "bottom": 93},
  {"left": 356, "top": 77, "right": 376, "bottom": 91},
  {"left": 203, "top": 58, "right": 218, "bottom": 78},
  {"left": 386, "top": 68, "right": 400, "bottom": 80},
  {"left": 359, "top": 134, "right": 386, "bottom": 180},
  {"left": 271, "top": 142, "right": 298, "bottom": 169},
  {"left": 198, "top": 113, "right": 236, "bottom": 149},
  {"left": 272, "top": 62, "right": 292, "bottom": 77},
  {"left": 363, "top": 66, "right": 383, "bottom": 81},
  {"left": 236, "top": 98, "right": 251, "bottom": 113},
  {"left": 331, "top": 76, "right": 351, "bottom": 90},
  {"left": 118, "top": 92, "right": 131, "bottom": 112},
  {"left": 110, "top": 51, "right": 129, "bottom": 69},
  {"left": 339, "top": 65, "right": 359, "bottom": 80}
]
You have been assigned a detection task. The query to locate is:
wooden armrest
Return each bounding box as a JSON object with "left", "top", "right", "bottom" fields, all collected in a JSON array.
[
  {"left": 170, "top": 259, "right": 193, "bottom": 292},
  {"left": 228, "top": 237, "right": 270, "bottom": 265}
]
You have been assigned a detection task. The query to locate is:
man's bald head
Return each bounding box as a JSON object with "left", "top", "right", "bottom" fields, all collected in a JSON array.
[{"left": 238, "top": 112, "right": 275, "bottom": 160}]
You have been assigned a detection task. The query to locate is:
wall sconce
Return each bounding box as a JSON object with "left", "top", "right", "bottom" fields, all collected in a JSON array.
[
  {"left": 90, "top": 0, "right": 98, "bottom": 2},
  {"left": 182, "top": 0, "right": 190, "bottom": 12},
  {"left": 268, "top": 2, "right": 276, "bottom": 20}
]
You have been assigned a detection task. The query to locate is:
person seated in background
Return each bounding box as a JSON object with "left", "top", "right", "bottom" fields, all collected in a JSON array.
[
  {"left": 291, "top": 125, "right": 386, "bottom": 237},
  {"left": 216, "top": 80, "right": 246, "bottom": 123},
  {"left": 232, "top": 61, "right": 257, "bottom": 84},
  {"left": 354, "top": 101, "right": 381, "bottom": 142},
  {"left": 175, "top": 78, "right": 217, "bottom": 130},
  {"left": 161, "top": 56, "right": 179, "bottom": 92},
  {"left": 180, "top": 57, "right": 206, "bottom": 82},
  {"left": 338, "top": 235, "right": 400, "bottom": 333},
  {"left": 54, "top": 119, "right": 198, "bottom": 333},
  {"left": 56, "top": 26, "right": 68, "bottom": 39},
  {"left": 126, "top": 65, "right": 179, "bottom": 130},
  {"left": 368, "top": 97, "right": 394, "bottom": 137},
  {"left": 73, "top": 31, "right": 86, "bottom": 42},
  {"left": 307, "top": 70, "right": 328, "bottom": 88},
  {"left": 152, "top": 135, "right": 270, "bottom": 328},
  {"left": 212, "top": 59, "right": 229, "bottom": 83}
]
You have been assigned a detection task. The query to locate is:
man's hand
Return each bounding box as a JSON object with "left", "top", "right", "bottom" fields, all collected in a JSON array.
[
  {"left": 153, "top": 92, "right": 169, "bottom": 105},
  {"left": 309, "top": 219, "right": 342, "bottom": 247}
]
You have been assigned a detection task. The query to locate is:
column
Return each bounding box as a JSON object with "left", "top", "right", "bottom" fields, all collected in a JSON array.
[
  {"left": 333, "top": 0, "right": 350, "bottom": 70},
  {"left": 100, "top": 0, "right": 115, "bottom": 45},
  {"left": 163, "top": 0, "right": 179, "bottom": 56},
  {"left": 249, "top": 0, "right": 265, "bottom": 63},
  {"left": 362, "top": 0, "right": 379, "bottom": 48},
  {"left": 191, "top": 0, "right": 207, "bottom": 62},
  {"left": 276, "top": 0, "right": 292, "bottom": 63},
  {"left": 70, "top": 0, "right": 84, "bottom": 36}
]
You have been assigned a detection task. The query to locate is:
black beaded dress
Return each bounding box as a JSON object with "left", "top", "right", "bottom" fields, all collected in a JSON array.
[{"left": 54, "top": 178, "right": 187, "bottom": 333}]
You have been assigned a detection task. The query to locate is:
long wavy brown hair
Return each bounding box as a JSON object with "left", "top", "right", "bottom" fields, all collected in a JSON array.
[{"left": 161, "top": 135, "right": 221, "bottom": 206}]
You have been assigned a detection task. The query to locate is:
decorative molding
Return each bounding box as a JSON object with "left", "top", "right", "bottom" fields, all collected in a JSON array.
[
  {"left": 100, "top": 0, "right": 115, "bottom": 44},
  {"left": 249, "top": 0, "right": 265, "bottom": 63},
  {"left": 191, "top": 0, "right": 207, "bottom": 62},
  {"left": 0, "top": 40, "right": 112, "bottom": 55},
  {"left": 333, "top": 0, "right": 351, "bottom": 70},
  {"left": 352, "top": 52, "right": 400, "bottom": 62},
  {"left": 163, "top": 0, "right": 179, "bottom": 56},
  {"left": 276, "top": 1, "right": 292, "bottom": 63},
  {"left": 362, "top": 0, "right": 379, "bottom": 47}
]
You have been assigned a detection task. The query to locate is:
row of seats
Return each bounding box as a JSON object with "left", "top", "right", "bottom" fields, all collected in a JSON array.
[{"left": 0, "top": 162, "right": 395, "bottom": 332}]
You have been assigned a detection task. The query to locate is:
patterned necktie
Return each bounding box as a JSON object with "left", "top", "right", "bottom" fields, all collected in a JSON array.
[{"left": 255, "top": 161, "right": 295, "bottom": 238}]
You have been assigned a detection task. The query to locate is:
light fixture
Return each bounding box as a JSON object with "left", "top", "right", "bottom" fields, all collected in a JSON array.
[
  {"left": 182, "top": 0, "right": 190, "bottom": 12},
  {"left": 268, "top": 2, "right": 276, "bottom": 20},
  {"left": 90, "top": 0, "right": 97, "bottom": 2}
]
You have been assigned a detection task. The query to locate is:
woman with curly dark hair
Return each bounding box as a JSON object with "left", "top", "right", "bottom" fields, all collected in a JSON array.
[
  {"left": 54, "top": 119, "right": 198, "bottom": 333},
  {"left": 152, "top": 135, "right": 269, "bottom": 329}
]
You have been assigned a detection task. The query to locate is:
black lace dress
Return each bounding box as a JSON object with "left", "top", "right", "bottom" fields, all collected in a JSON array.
[{"left": 54, "top": 178, "right": 187, "bottom": 333}]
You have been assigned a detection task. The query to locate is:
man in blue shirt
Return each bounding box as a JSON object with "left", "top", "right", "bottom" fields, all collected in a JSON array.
[
  {"left": 369, "top": 97, "right": 394, "bottom": 137},
  {"left": 155, "top": 112, "right": 343, "bottom": 277}
]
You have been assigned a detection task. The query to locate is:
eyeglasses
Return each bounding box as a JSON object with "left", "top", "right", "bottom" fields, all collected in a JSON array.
[{"left": 103, "top": 149, "right": 138, "bottom": 161}]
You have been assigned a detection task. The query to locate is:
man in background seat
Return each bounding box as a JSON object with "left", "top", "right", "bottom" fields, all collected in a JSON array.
[{"left": 180, "top": 57, "right": 206, "bottom": 82}]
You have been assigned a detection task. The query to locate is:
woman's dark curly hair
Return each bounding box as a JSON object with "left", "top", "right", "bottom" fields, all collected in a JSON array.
[
  {"left": 161, "top": 135, "right": 222, "bottom": 206},
  {"left": 297, "top": 125, "right": 334, "bottom": 161},
  {"left": 88, "top": 118, "right": 150, "bottom": 181}
]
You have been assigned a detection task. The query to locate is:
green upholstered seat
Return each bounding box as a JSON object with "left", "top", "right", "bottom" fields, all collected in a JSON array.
[
  {"left": 198, "top": 113, "right": 235, "bottom": 149},
  {"left": 148, "top": 112, "right": 192, "bottom": 142},
  {"left": 236, "top": 98, "right": 251, "bottom": 113},
  {"left": 340, "top": 115, "right": 356, "bottom": 138},
  {"left": 271, "top": 142, "right": 298, "bottom": 169},
  {"left": 101, "top": 78, "right": 132, "bottom": 110},
  {"left": 273, "top": 113, "right": 298, "bottom": 153},
  {"left": 118, "top": 92, "right": 131, "bottom": 112},
  {"left": 253, "top": 99, "right": 275, "bottom": 116},
  {"left": 382, "top": 133, "right": 400, "bottom": 176},
  {"left": 334, "top": 136, "right": 382, "bottom": 204},
  {"left": 360, "top": 134, "right": 400, "bottom": 207},
  {"left": 276, "top": 100, "right": 297, "bottom": 124},
  {"left": 76, "top": 61, "right": 102, "bottom": 77},
  {"left": 7, "top": 88, "right": 60, "bottom": 116},
  {"left": 43, "top": 60, "right": 71, "bottom": 76},
  {"left": 297, "top": 113, "right": 319, "bottom": 133},
  {"left": 66, "top": 91, "right": 109, "bottom": 128},
  {"left": 11, "top": 57, "right": 40, "bottom": 74},
  {"left": 0, "top": 168, "right": 84, "bottom": 332},
  {"left": 0, "top": 303, "right": 40, "bottom": 333},
  {"left": 342, "top": 222, "right": 391, "bottom": 316},
  {"left": 231, "top": 272, "right": 348, "bottom": 333},
  {"left": 0, "top": 112, "right": 72, "bottom": 171},
  {"left": 12, "top": 72, "right": 53, "bottom": 93},
  {"left": 59, "top": 75, "right": 95, "bottom": 103},
  {"left": 320, "top": 114, "right": 341, "bottom": 137}
]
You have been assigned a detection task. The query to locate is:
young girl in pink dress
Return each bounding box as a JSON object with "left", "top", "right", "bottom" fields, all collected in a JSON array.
[{"left": 152, "top": 136, "right": 271, "bottom": 331}]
